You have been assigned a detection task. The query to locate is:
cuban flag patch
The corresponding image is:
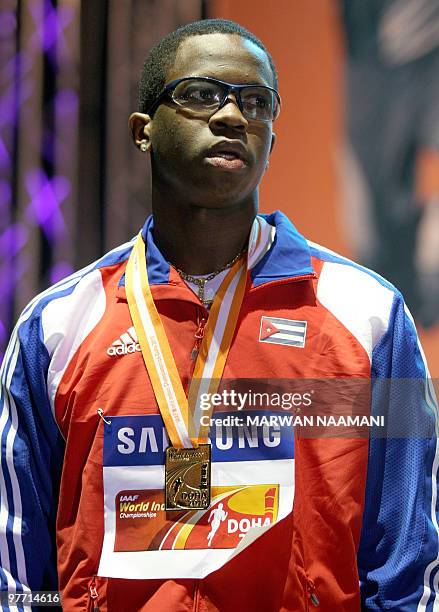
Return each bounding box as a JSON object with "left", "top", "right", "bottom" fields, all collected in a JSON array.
[{"left": 259, "top": 316, "right": 307, "bottom": 348}]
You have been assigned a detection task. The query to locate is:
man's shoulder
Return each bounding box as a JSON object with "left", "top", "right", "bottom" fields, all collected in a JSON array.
[
  {"left": 15, "top": 238, "right": 135, "bottom": 335},
  {"left": 306, "top": 239, "right": 404, "bottom": 359},
  {"left": 266, "top": 211, "right": 400, "bottom": 300},
  {"left": 308, "top": 238, "right": 399, "bottom": 298}
]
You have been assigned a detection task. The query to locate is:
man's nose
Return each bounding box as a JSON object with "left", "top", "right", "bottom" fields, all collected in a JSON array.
[{"left": 209, "top": 95, "right": 248, "bottom": 131}]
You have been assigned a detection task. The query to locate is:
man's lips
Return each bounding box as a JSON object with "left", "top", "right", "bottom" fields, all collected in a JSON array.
[{"left": 204, "top": 141, "right": 248, "bottom": 170}]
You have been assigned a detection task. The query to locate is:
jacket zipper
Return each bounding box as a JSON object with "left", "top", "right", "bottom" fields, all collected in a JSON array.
[
  {"left": 191, "top": 313, "right": 207, "bottom": 361},
  {"left": 89, "top": 577, "right": 100, "bottom": 612},
  {"left": 306, "top": 577, "right": 320, "bottom": 607}
]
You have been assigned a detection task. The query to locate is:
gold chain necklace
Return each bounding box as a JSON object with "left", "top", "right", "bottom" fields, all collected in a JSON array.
[{"left": 172, "top": 248, "right": 247, "bottom": 306}]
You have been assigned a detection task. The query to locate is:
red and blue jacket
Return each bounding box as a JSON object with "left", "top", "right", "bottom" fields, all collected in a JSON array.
[{"left": 0, "top": 211, "right": 438, "bottom": 611}]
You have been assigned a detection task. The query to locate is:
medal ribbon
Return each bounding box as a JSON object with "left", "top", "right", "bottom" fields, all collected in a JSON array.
[{"left": 125, "top": 232, "right": 247, "bottom": 449}]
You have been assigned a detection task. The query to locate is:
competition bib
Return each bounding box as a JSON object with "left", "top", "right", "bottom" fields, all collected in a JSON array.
[{"left": 98, "top": 411, "right": 295, "bottom": 579}]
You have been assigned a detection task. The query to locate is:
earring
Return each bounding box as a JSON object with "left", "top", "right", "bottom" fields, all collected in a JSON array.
[{"left": 140, "top": 141, "right": 148, "bottom": 152}]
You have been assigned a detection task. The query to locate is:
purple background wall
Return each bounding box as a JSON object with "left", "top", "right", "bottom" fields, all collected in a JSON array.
[{"left": 0, "top": 0, "right": 204, "bottom": 363}]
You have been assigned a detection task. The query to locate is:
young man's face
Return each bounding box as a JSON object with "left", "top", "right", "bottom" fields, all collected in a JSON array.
[{"left": 145, "top": 33, "right": 276, "bottom": 208}]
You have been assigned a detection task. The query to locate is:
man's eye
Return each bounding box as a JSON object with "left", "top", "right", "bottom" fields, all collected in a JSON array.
[
  {"left": 182, "top": 87, "right": 217, "bottom": 102},
  {"left": 196, "top": 88, "right": 216, "bottom": 100},
  {"left": 245, "top": 95, "right": 268, "bottom": 108}
]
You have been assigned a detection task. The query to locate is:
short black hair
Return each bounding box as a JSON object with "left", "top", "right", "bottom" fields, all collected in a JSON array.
[{"left": 138, "top": 18, "right": 278, "bottom": 114}]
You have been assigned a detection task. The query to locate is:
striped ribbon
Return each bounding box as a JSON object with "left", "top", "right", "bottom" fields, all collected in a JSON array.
[{"left": 125, "top": 232, "right": 247, "bottom": 448}]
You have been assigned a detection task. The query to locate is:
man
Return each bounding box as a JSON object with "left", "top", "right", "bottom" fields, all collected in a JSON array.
[{"left": 0, "top": 18, "right": 437, "bottom": 612}]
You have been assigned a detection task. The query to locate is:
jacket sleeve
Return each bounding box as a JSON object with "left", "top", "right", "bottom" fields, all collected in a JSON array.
[
  {"left": 0, "top": 305, "right": 65, "bottom": 607},
  {"left": 358, "top": 291, "right": 439, "bottom": 610}
]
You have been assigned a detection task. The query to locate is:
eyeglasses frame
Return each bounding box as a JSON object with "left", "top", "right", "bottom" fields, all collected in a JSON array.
[{"left": 146, "top": 76, "right": 281, "bottom": 122}]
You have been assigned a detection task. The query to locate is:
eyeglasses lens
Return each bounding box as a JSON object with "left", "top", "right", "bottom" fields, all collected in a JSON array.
[
  {"left": 172, "top": 80, "right": 278, "bottom": 122},
  {"left": 240, "top": 87, "right": 276, "bottom": 121},
  {"left": 173, "top": 80, "right": 222, "bottom": 110}
]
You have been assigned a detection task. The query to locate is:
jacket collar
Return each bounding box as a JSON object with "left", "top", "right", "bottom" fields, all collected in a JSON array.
[
  {"left": 119, "top": 210, "right": 315, "bottom": 288},
  {"left": 250, "top": 211, "right": 314, "bottom": 286}
]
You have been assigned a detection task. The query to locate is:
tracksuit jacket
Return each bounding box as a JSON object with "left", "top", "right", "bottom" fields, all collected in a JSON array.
[{"left": 0, "top": 211, "right": 438, "bottom": 611}]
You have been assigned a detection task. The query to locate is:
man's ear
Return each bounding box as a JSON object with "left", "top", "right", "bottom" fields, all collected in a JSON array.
[
  {"left": 269, "top": 132, "right": 276, "bottom": 155},
  {"left": 128, "top": 112, "right": 152, "bottom": 152}
]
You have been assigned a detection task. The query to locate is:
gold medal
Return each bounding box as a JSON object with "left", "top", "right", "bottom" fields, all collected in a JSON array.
[{"left": 165, "top": 444, "right": 211, "bottom": 510}]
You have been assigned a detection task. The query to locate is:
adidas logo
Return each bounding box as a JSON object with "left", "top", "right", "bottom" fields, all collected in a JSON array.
[{"left": 107, "top": 326, "right": 141, "bottom": 357}]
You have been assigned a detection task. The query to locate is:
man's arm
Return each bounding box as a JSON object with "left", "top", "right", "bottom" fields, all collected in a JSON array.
[
  {"left": 358, "top": 292, "right": 439, "bottom": 610},
  {"left": 0, "top": 305, "right": 64, "bottom": 603}
]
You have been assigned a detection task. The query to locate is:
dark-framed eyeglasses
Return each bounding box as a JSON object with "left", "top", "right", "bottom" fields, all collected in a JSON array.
[{"left": 147, "top": 76, "right": 281, "bottom": 123}]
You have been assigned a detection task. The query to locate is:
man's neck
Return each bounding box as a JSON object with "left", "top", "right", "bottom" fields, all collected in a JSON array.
[{"left": 151, "top": 198, "right": 257, "bottom": 276}]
